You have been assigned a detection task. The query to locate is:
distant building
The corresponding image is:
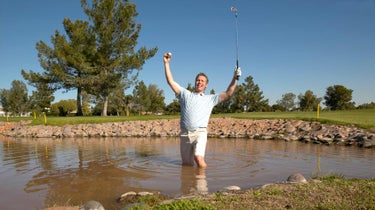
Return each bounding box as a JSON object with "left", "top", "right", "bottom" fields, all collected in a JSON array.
[
  {"left": 0, "top": 107, "right": 5, "bottom": 117},
  {"left": 0, "top": 107, "right": 31, "bottom": 117}
]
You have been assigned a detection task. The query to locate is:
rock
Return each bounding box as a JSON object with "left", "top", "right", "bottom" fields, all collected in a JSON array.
[
  {"left": 224, "top": 185, "right": 241, "bottom": 191},
  {"left": 287, "top": 173, "right": 308, "bottom": 184},
  {"left": 78, "top": 200, "right": 105, "bottom": 210},
  {"left": 117, "top": 191, "right": 155, "bottom": 203},
  {"left": 137, "top": 192, "right": 154, "bottom": 196},
  {"left": 1, "top": 118, "right": 374, "bottom": 149},
  {"left": 362, "top": 138, "right": 375, "bottom": 148},
  {"left": 318, "top": 136, "right": 333, "bottom": 145},
  {"left": 120, "top": 191, "right": 137, "bottom": 198},
  {"left": 43, "top": 207, "right": 78, "bottom": 210},
  {"left": 285, "top": 124, "right": 296, "bottom": 133}
]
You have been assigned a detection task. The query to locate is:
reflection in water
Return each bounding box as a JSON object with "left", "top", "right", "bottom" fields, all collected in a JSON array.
[
  {"left": 180, "top": 167, "right": 208, "bottom": 195},
  {"left": 0, "top": 136, "right": 374, "bottom": 210}
]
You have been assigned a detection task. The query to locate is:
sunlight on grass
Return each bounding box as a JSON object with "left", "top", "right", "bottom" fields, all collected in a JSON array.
[
  {"left": 217, "top": 109, "right": 375, "bottom": 129},
  {"left": 1, "top": 109, "right": 374, "bottom": 130}
]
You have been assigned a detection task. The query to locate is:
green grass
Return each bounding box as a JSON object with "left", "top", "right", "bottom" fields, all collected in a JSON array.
[
  {"left": 216, "top": 109, "right": 375, "bottom": 130},
  {"left": 1, "top": 109, "right": 374, "bottom": 130},
  {"left": 0, "top": 115, "right": 178, "bottom": 126},
  {"left": 120, "top": 176, "right": 375, "bottom": 210}
]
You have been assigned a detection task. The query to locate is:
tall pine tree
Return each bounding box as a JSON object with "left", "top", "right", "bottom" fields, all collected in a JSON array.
[{"left": 22, "top": 0, "right": 157, "bottom": 116}]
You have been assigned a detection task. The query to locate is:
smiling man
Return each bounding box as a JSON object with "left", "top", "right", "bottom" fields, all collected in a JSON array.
[{"left": 163, "top": 52, "right": 241, "bottom": 168}]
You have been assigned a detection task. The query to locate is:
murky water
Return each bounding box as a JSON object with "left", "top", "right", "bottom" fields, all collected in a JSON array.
[{"left": 0, "top": 136, "right": 374, "bottom": 209}]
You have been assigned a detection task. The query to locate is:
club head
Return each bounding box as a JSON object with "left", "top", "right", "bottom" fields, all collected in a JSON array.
[{"left": 230, "top": 6, "right": 237, "bottom": 13}]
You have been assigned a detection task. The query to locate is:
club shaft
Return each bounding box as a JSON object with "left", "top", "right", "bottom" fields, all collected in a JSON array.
[{"left": 234, "top": 10, "right": 239, "bottom": 68}]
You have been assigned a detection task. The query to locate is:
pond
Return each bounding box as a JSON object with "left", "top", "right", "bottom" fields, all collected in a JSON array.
[{"left": 0, "top": 136, "right": 374, "bottom": 209}]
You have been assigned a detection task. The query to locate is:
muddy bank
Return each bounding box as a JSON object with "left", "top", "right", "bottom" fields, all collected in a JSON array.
[{"left": 1, "top": 118, "right": 374, "bottom": 148}]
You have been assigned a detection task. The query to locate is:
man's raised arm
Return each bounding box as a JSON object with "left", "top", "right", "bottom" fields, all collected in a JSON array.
[
  {"left": 163, "top": 52, "right": 181, "bottom": 95},
  {"left": 219, "top": 67, "right": 241, "bottom": 102}
]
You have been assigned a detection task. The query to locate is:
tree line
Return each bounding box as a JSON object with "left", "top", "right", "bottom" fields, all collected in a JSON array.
[{"left": 1, "top": 77, "right": 373, "bottom": 117}]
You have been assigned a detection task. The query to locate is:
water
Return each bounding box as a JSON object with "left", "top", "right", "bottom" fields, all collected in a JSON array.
[{"left": 0, "top": 136, "right": 374, "bottom": 209}]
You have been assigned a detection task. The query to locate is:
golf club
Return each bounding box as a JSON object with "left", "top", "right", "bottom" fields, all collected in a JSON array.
[{"left": 230, "top": 6, "right": 240, "bottom": 80}]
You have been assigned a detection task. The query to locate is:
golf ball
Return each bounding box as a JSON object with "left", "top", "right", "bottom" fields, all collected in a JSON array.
[{"left": 167, "top": 52, "right": 172, "bottom": 58}]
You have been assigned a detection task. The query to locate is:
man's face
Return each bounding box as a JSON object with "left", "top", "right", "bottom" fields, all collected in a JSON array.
[{"left": 195, "top": 75, "right": 208, "bottom": 93}]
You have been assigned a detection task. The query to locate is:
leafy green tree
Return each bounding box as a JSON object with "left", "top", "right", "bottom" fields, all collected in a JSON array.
[
  {"left": 51, "top": 99, "right": 77, "bottom": 116},
  {"left": 277, "top": 92, "right": 296, "bottom": 111},
  {"left": 186, "top": 83, "right": 194, "bottom": 92},
  {"left": 81, "top": 0, "right": 157, "bottom": 116},
  {"left": 124, "top": 94, "right": 134, "bottom": 116},
  {"left": 324, "top": 85, "right": 355, "bottom": 110},
  {"left": 133, "top": 81, "right": 150, "bottom": 114},
  {"left": 148, "top": 84, "right": 165, "bottom": 113},
  {"left": 165, "top": 99, "right": 180, "bottom": 115},
  {"left": 0, "top": 80, "right": 29, "bottom": 116},
  {"left": 0, "top": 89, "right": 10, "bottom": 113},
  {"left": 28, "top": 82, "right": 55, "bottom": 114},
  {"left": 108, "top": 84, "right": 128, "bottom": 116},
  {"left": 81, "top": 91, "right": 92, "bottom": 115},
  {"left": 298, "top": 90, "right": 321, "bottom": 111},
  {"left": 271, "top": 104, "right": 286, "bottom": 112},
  {"left": 357, "top": 102, "right": 375, "bottom": 109}
]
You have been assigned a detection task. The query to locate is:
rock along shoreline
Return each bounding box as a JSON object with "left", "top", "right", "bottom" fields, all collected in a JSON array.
[{"left": 0, "top": 118, "right": 374, "bottom": 148}]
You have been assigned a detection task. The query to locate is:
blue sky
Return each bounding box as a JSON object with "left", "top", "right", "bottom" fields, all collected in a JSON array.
[{"left": 1, "top": 0, "right": 374, "bottom": 106}]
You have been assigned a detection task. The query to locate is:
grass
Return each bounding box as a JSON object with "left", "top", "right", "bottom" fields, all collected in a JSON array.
[
  {"left": 2, "top": 109, "right": 374, "bottom": 130},
  {"left": 122, "top": 175, "right": 375, "bottom": 210},
  {"left": 221, "top": 109, "right": 375, "bottom": 130},
  {"left": 1, "top": 114, "right": 177, "bottom": 126}
]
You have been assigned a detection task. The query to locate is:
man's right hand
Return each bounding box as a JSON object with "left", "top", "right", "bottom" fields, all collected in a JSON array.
[{"left": 164, "top": 52, "right": 172, "bottom": 63}]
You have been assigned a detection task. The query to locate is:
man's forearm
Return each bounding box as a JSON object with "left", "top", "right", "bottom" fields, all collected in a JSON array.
[
  {"left": 164, "top": 62, "right": 173, "bottom": 86},
  {"left": 226, "top": 76, "right": 237, "bottom": 96},
  {"left": 220, "top": 76, "right": 237, "bottom": 101}
]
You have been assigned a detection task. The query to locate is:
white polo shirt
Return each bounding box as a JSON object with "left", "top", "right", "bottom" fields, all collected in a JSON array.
[{"left": 178, "top": 87, "right": 220, "bottom": 131}]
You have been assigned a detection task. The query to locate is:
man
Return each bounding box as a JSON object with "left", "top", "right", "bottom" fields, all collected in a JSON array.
[{"left": 163, "top": 52, "right": 241, "bottom": 168}]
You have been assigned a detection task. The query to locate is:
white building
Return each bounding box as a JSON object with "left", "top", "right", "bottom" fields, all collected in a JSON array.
[{"left": 0, "top": 107, "right": 5, "bottom": 117}]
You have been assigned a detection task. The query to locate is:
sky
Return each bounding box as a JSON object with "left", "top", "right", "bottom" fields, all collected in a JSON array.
[{"left": 1, "top": 0, "right": 374, "bottom": 106}]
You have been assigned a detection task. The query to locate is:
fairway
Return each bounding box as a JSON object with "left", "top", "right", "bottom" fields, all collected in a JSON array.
[
  {"left": 2, "top": 109, "right": 375, "bottom": 130},
  {"left": 221, "top": 109, "right": 375, "bottom": 130}
]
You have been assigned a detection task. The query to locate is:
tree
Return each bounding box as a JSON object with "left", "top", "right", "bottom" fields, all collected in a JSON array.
[
  {"left": 22, "top": 18, "right": 96, "bottom": 116},
  {"left": 165, "top": 99, "right": 180, "bottom": 115},
  {"left": 124, "top": 94, "right": 134, "bottom": 116},
  {"left": 148, "top": 84, "right": 165, "bottom": 113},
  {"left": 298, "top": 90, "right": 321, "bottom": 111},
  {"left": 28, "top": 82, "right": 55, "bottom": 114},
  {"left": 324, "top": 85, "right": 355, "bottom": 110},
  {"left": 228, "top": 85, "right": 245, "bottom": 112},
  {"left": 109, "top": 86, "right": 128, "bottom": 116},
  {"left": 0, "top": 80, "right": 29, "bottom": 116},
  {"left": 186, "top": 83, "right": 194, "bottom": 92},
  {"left": 0, "top": 89, "right": 10, "bottom": 113},
  {"left": 357, "top": 102, "right": 375, "bottom": 109},
  {"left": 238, "top": 76, "right": 269, "bottom": 112},
  {"left": 271, "top": 104, "right": 286, "bottom": 112},
  {"left": 22, "top": 0, "right": 157, "bottom": 117},
  {"left": 81, "top": 0, "right": 157, "bottom": 116},
  {"left": 51, "top": 99, "right": 77, "bottom": 116},
  {"left": 133, "top": 81, "right": 150, "bottom": 114},
  {"left": 276, "top": 92, "right": 296, "bottom": 111}
]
